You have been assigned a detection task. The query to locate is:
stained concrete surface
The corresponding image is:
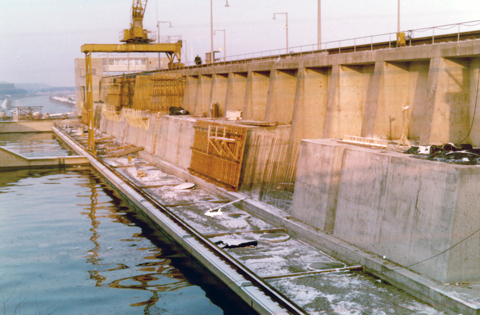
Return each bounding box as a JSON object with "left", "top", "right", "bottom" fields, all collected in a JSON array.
[
  {"left": 292, "top": 139, "right": 480, "bottom": 284},
  {"left": 103, "top": 155, "right": 445, "bottom": 314}
]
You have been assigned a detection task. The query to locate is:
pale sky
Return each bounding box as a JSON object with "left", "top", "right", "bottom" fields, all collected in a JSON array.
[{"left": 1, "top": 0, "right": 480, "bottom": 87}]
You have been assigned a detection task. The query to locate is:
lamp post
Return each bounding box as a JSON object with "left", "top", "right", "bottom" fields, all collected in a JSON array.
[
  {"left": 214, "top": 29, "right": 226, "bottom": 61},
  {"left": 273, "top": 12, "right": 288, "bottom": 54},
  {"left": 157, "top": 21, "right": 172, "bottom": 69},
  {"left": 210, "top": 0, "right": 230, "bottom": 63},
  {"left": 397, "top": 0, "right": 400, "bottom": 33},
  {"left": 318, "top": 0, "right": 321, "bottom": 49}
]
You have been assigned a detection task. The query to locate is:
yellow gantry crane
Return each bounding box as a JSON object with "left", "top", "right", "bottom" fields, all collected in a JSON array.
[{"left": 81, "top": 0, "right": 182, "bottom": 153}]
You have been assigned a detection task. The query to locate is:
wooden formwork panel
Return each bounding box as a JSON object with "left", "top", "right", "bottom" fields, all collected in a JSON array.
[
  {"left": 106, "top": 76, "right": 135, "bottom": 109},
  {"left": 150, "top": 73, "right": 185, "bottom": 113},
  {"left": 189, "top": 120, "right": 248, "bottom": 191}
]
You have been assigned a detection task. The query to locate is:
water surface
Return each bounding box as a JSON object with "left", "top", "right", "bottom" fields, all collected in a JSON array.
[
  {"left": 0, "top": 133, "right": 77, "bottom": 157},
  {"left": 0, "top": 168, "right": 255, "bottom": 314},
  {"left": 12, "top": 95, "right": 75, "bottom": 115}
]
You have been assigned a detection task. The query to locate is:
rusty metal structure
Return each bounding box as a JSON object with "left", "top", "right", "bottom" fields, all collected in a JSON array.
[
  {"left": 121, "top": 0, "right": 154, "bottom": 44},
  {"left": 189, "top": 121, "right": 247, "bottom": 191},
  {"left": 81, "top": 0, "right": 183, "bottom": 153},
  {"left": 105, "top": 75, "right": 136, "bottom": 109},
  {"left": 150, "top": 73, "right": 185, "bottom": 114}
]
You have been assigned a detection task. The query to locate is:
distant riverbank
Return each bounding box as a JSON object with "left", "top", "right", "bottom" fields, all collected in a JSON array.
[{"left": 50, "top": 94, "right": 76, "bottom": 106}]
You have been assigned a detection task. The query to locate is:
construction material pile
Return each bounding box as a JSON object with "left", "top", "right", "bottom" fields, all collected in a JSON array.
[{"left": 405, "top": 143, "right": 480, "bottom": 165}]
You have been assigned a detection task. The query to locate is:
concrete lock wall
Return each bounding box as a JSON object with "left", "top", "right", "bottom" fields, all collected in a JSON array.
[
  {"left": 93, "top": 39, "right": 480, "bottom": 147},
  {"left": 93, "top": 38, "right": 480, "bottom": 284},
  {"left": 292, "top": 139, "right": 480, "bottom": 284},
  {"left": 116, "top": 39, "right": 480, "bottom": 147},
  {"left": 99, "top": 110, "right": 195, "bottom": 170}
]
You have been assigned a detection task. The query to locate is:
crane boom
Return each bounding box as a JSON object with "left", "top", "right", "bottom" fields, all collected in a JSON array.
[
  {"left": 131, "top": 0, "right": 147, "bottom": 21},
  {"left": 121, "top": 0, "right": 153, "bottom": 44}
]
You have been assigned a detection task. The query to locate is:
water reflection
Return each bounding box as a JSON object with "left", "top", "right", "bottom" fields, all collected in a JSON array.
[
  {"left": 0, "top": 133, "right": 77, "bottom": 157},
  {"left": 0, "top": 167, "right": 256, "bottom": 315},
  {"left": 80, "top": 171, "right": 194, "bottom": 313}
]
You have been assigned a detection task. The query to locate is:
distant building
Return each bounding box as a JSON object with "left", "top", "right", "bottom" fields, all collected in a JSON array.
[{"left": 74, "top": 55, "right": 168, "bottom": 106}]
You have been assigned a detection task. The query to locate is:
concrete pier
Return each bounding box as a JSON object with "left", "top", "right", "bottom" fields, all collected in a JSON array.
[
  {"left": 292, "top": 139, "right": 480, "bottom": 284},
  {"left": 0, "top": 146, "right": 88, "bottom": 169},
  {"left": 95, "top": 38, "right": 480, "bottom": 148},
  {"left": 0, "top": 119, "right": 78, "bottom": 133}
]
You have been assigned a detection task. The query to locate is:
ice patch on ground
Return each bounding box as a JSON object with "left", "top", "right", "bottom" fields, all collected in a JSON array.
[{"left": 399, "top": 301, "right": 446, "bottom": 314}]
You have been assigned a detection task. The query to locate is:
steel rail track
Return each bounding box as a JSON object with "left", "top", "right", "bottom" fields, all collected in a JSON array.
[{"left": 53, "top": 126, "right": 308, "bottom": 315}]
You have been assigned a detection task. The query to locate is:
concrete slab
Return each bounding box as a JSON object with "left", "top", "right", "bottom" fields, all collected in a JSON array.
[
  {"left": 292, "top": 139, "right": 480, "bottom": 284},
  {"left": 0, "top": 119, "right": 78, "bottom": 133},
  {"left": 97, "top": 145, "right": 446, "bottom": 314}
]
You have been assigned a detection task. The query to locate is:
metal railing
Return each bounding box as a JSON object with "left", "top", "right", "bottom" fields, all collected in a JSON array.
[
  {"left": 157, "top": 35, "right": 182, "bottom": 44},
  {"left": 183, "top": 19, "right": 480, "bottom": 69},
  {"left": 118, "top": 30, "right": 157, "bottom": 42}
]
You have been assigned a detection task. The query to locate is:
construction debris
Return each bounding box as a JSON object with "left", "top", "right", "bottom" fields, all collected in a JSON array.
[
  {"left": 206, "top": 197, "right": 246, "bottom": 213},
  {"left": 173, "top": 183, "right": 196, "bottom": 190},
  {"left": 405, "top": 143, "right": 480, "bottom": 165},
  {"left": 213, "top": 238, "right": 258, "bottom": 249},
  {"left": 104, "top": 146, "right": 144, "bottom": 157}
]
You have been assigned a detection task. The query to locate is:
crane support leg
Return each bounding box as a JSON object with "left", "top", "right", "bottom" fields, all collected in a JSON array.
[{"left": 85, "top": 51, "right": 96, "bottom": 154}]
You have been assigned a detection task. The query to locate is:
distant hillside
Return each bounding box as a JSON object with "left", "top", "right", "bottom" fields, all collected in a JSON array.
[
  {"left": 15, "top": 83, "right": 51, "bottom": 92},
  {"left": 39, "top": 86, "right": 75, "bottom": 93},
  {"left": 0, "top": 82, "right": 75, "bottom": 96},
  {"left": 0, "top": 83, "right": 27, "bottom": 95}
]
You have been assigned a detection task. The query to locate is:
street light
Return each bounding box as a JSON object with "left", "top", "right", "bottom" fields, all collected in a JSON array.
[
  {"left": 214, "top": 29, "right": 226, "bottom": 61},
  {"left": 157, "top": 21, "right": 172, "bottom": 69},
  {"left": 273, "top": 12, "right": 288, "bottom": 54},
  {"left": 210, "top": 0, "right": 230, "bottom": 63},
  {"left": 318, "top": 0, "right": 321, "bottom": 49},
  {"left": 397, "top": 0, "right": 400, "bottom": 33}
]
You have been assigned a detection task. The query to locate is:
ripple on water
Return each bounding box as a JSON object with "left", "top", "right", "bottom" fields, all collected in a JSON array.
[{"left": 0, "top": 168, "right": 256, "bottom": 315}]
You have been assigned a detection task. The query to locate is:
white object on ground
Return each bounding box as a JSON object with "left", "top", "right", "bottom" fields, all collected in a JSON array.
[
  {"left": 226, "top": 110, "right": 242, "bottom": 121},
  {"left": 206, "top": 197, "right": 247, "bottom": 213},
  {"left": 173, "top": 182, "right": 196, "bottom": 190},
  {"left": 205, "top": 209, "right": 224, "bottom": 217}
]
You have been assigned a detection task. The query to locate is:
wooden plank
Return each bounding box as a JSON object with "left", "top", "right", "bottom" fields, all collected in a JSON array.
[
  {"left": 111, "top": 163, "right": 154, "bottom": 168},
  {"left": 138, "top": 183, "right": 179, "bottom": 189},
  {"left": 202, "top": 228, "right": 287, "bottom": 238},
  {"left": 262, "top": 265, "right": 364, "bottom": 280},
  {"left": 105, "top": 146, "right": 144, "bottom": 157},
  {"left": 105, "top": 144, "right": 134, "bottom": 152},
  {"left": 210, "top": 199, "right": 231, "bottom": 203},
  {"left": 164, "top": 202, "right": 197, "bottom": 207},
  {"left": 111, "top": 164, "right": 134, "bottom": 168}
]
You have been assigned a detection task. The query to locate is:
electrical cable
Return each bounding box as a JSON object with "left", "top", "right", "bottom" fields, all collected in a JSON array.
[
  {"left": 458, "top": 60, "right": 480, "bottom": 144},
  {"left": 435, "top": 25, "right": 458, "bottom": 31},
  {"left": 463, "top": 21, "right": 480, "bottom": 27},
  {"left": 387, "top": 223, "right": 480, "bottom": 272}
]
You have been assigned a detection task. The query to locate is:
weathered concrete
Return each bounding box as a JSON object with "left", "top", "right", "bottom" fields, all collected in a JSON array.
[
  {"left": 243, "top": 71, "right": 270, "bottom": 121},
  {"left": 292, "top": 139, "right": 480, "bottom": 284},
  {"left": 93, "top": 39, "right": 480, "bottom": 147},
  {"left": 225, "top": 72, "right": 248, "bottom": 114},
  {"left": 0, "top": 119, "right": 79, "bottom": 133},
  {"left": 210, "top": 73, "right": 228, "bottom": 117},
  {"left": 0, "top": 146, "right": 88, "bottom": 168},
  {"left": 99, "top": 108, "right": 292, "bottom": 200},
  {"left": 135, "top": 146, "right": 480, "bottom": 315},
  {"left": 99, "top": 111, "right": 196, "bottom": 170}
]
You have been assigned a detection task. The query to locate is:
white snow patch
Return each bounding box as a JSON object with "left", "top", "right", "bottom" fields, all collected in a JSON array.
[{"left": 400, "top": 301, "right": 446, "bottom": 314}]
